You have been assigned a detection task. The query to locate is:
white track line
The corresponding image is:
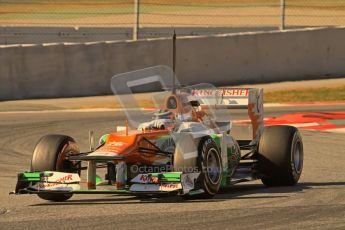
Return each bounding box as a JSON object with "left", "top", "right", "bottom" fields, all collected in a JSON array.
[
  {"left": 268, "top": 122, "right": 320, "bottom": 128},
  {"left": 324, "top": 128, "right": 345, "bottom": 134}
]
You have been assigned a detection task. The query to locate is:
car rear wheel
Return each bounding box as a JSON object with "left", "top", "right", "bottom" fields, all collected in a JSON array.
[
  {"left": 256, "top": 125, "right": 303, "bottom": 186},
  {"left": 31, "top": 134, "right": 80, "bottom": 202}
]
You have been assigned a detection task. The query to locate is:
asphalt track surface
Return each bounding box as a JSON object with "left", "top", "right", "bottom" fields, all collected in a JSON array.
[{"left": 0, "top": 104, "right": 344, "bottom": 229}]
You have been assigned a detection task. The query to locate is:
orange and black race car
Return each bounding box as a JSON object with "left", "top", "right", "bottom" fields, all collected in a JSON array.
[{"left": 12, "top": 66, "right": 304, "bottom": 202}]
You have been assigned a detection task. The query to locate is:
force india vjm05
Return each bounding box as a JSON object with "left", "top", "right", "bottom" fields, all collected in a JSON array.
[{"left": 12, "top": 66, "right": 304, "bottom": 201}]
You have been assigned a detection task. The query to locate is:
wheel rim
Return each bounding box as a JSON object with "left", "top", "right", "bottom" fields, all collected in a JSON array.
[
  {"left": 56, "top": 142, "right": 80, "bottom": 173},
  {"left": 293, "top": 141, "right": 303, "bottom": 173},
  {"left": 206, "top": 148, "right": 221, "bottom": 184}
]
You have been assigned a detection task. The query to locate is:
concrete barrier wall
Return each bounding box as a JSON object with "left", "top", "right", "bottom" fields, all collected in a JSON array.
[
  {"left": 1, "top": 27, "right": 345, "bottom": 100},
  {"left": 177, "top": 27, "right": 345, "bottom": 86},
  {"left": 0, "top": 39, "right": 172, "bottom": 100}
]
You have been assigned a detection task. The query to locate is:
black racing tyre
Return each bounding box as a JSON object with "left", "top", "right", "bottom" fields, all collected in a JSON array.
[
  {"left": 257, "top": 126, "right": 303, "bottom": 186},
  {"left": 195, "top": 136, "right": 223, "bottom": 198},
  {"left": 173, "top": 135, "right": 222, "bottom": 199},
  {"left": 31, "top": 134, "right": 80, "bottom": 202}
]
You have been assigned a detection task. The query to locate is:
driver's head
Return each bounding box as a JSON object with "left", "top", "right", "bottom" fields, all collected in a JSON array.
[{"left": 165, "top": 93, "right": 192, "bottom": 115}]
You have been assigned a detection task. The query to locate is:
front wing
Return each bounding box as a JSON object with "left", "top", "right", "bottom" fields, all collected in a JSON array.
[{"left": 12, "top": 171, "right": 202, "bottom": 196}]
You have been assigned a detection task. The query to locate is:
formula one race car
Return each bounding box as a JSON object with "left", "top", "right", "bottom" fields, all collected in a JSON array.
[{"left": 12, "top": 66, "right": 304, "bottom": 201}]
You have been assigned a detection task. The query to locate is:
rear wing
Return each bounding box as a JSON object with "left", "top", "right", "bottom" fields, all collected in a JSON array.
[{"left": 191, "top": 88, "right": 264, "bottom": 144}]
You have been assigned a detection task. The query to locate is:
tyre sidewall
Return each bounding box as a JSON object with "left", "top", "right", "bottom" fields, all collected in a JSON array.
[
  {"left": 257, "top": 126, "right": 303, "bottom": 186},
  {"left": 289, "top": 131, "right": 303, "bottom": 183},
  {"left": 31, "top": 135, "right": 79, "bottom": 172},
  {"left": 197, "top": 137, "right": 222, "bottom": 196},
  {"left": 30, "top": 134, "right": 79, "bottom": 202}
]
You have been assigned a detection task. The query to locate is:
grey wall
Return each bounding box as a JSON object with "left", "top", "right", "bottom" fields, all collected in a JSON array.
[
  {"left": 0, "top": 39, "right": 172, "bottom": 100},
  {"left": 176, "top": 27, "right": 345, "bottom": 86},
  {"left": 1, "top": 27, "right": 345, "bottom": 100}
]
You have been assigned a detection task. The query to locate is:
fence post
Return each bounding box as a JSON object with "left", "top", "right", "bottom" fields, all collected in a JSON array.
[
  {"left": 133, "top": 0, "right": 140, "bottom": 40},
  {"left": 280, "top": 0, "right": 286, "bottom": 30}
]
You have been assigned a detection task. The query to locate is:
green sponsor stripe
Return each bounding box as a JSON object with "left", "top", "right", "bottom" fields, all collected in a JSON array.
[
  {"left": 157, "top": 172, "right": 182, "bottom": 182},
  {"left": 21, "top": 172, "right": 41, "bottom": 178},
  {"left": 210, "top": 134, "right": 221, "bottom": 147},
  {"left": 96, "top": 175, "right": 103, "bottom": 185},
  {"left": 148, "top": 172, "right": 182, "bottom": 182},
  {"left": 160, "top": 172, "right": 182, "bottom": 177},
  {"left": 99, "top": 134, "right": 109, "bottom": 145},
  {"left": 19, "top": 172, "right": 41, "bottom": 182}
]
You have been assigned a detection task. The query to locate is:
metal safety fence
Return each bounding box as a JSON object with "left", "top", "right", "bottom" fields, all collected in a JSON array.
[{"left": 1, "top": 0, "right": 345, "bottom": 43}]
